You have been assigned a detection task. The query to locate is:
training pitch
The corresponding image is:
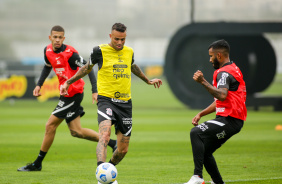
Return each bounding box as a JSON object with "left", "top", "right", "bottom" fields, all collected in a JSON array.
[{"left": 0, "top": 78, "right": 282, "bottom": 184}]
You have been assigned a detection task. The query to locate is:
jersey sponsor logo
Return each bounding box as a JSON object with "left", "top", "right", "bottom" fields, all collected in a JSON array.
[
  {"left": 113, "top": 64, "right": 128, "bottom": 72},
  {"left": 55, "top": 68, "right": 65, "bottom": 75},
  {"left": 111, "top": 98, "right": 128, "bottom": 103},
  {"left": 67, "top": 112, "right": 75, "bottom": 118},
  {"left": 216, "top": 130, "right": 226, "bottom": 139},
  {"left": 112, "top": 64, "right": 130, "bottom": 78},
  {"left": 216, "top": 107, "right": 225, "bottom": 113},
  {"left": 217, "top": 72, "right": 229, "bottom": 88},
  {"left": 113, "top": 64, "right": 128, "bottom": 68},
  {"left": 197, "top": 123, "right": 209, "bottom": 132},
  {"left": 113, "top": 73, "right": 130, "bottom": 79},
  {"left": 114, "top": 91, "right": 129, "bottom": 99},
  {"left": 122, "top": 118, "right": 132, "bottom": 125},
  {"left": 106, "top": 108, "right": 112, "bottom": 116}
]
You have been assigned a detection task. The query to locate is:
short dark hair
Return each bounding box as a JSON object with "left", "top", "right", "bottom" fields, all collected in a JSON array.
[
  {"left": 112, "top": 23, "right": 127, "bottom": 32},
  {"left": 208, "top": 39, "right": 230, "bottom": 55},
  {"left": 51, "top": 25, "right": 65, "bottom": 34}
]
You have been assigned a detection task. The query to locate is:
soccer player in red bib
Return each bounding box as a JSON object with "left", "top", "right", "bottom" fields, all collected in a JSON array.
[
  {"left": 17, "top": 25, "right": 116, "bottom": 172},
  {"left": 184, "top": 40, "right": 247, "bottom": 184}
]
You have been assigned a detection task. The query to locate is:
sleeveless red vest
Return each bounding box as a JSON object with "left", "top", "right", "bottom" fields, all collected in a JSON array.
[
  {"left": 45, "top": 44, "right": 84, "bottom": 97},
  {"left": 213, "top": 63, "right": 247, "bottom": 121}
]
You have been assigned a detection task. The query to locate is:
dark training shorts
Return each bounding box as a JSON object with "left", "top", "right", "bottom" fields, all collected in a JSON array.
[
  {"left": 52, "top": 93, "right": 85, "bottom": 123},
  {"left": 97, "top": 95, "right": 132, "bottom": 136},
  {"left": 193, "top": 115, "right": 244, "bottom": 152}
]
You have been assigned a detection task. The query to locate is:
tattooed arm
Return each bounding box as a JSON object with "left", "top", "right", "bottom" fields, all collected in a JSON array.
[
  {"left": 60, "top": 61, "right": 94, "bottom": 96},
  {"left": 193, "top": 70, "right": 228, "bottom": 101},
  {"left": 131, "top": 64, "right": 150, "bottom": 83},
  {"left": 68, "top": 61, "right": 94, "bottom": 84},
  {"left": 131, "top": 64, "right": 162, "bottom": 88}
]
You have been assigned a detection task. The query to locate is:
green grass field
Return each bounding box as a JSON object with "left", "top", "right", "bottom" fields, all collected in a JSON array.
[{"left": 0, "top": 75, "right": 282, "bottom": 184}]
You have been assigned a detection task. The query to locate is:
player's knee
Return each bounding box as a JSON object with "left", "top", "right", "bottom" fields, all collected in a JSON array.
[
  {"left": 190, "top": 126, "right": 200, "bottom": 137},
  {"left": 117, "top": 145, "right": 129, "bottom": 155},
  {"left": 69, "top": 129, "right": 83, "bottom": 138},
  {"left": 100, "top": 132, "right": 111, "bottom": 142},
  {"left": 45, "top": 122, "right": 56, "bottom": 133},
  {"left": 70, "top": 131, "right": 77, "bottom": 137},
  {"left": 119, "top": 148, "right": 128, "bottom": 155},
  {"left": 122, "top": 148, "right": 128, "bottom": 155}
]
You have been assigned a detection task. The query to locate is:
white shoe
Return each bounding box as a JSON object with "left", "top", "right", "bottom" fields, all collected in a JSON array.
[{"left": 184, "top": 175, "right": 205, "bottom": 184}]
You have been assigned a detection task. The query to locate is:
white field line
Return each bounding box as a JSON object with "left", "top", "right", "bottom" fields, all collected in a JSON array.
[
  {"left": 169, "top": 177, "right": 282, "bottom": 184},
  {"left": 205, "top": 177, "right": 282, "bottom": 183}
]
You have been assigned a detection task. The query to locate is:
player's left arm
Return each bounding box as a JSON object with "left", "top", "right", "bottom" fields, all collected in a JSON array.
[{"left": 131, "top": 63, "right": 162, "bottom": 88}]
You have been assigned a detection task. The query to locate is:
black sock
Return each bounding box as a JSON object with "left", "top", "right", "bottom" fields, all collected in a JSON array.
[
  {"left": 108, "top": 139, "right": 116, "bottom": 148},
  {"left": 97, "top": 161, "right": 104, "bottom": 166},
  {"left": 33, "top": 150, "right": 47, "bottom": 167},
  {"left": 109, "top": 159, "right": 116, "bottom": 166}
]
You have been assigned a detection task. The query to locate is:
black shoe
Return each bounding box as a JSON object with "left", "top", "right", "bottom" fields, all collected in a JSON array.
[
  {"left": 112, "top": 140, "right": 117, "bottom": 153},
  {"left": 17, "top": 163, "right": 42, "bottom": 171}
]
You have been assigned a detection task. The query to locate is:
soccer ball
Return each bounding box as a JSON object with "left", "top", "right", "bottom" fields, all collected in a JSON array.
[{"left": 96, "top": 163, "right": 118, "bottom": 184}]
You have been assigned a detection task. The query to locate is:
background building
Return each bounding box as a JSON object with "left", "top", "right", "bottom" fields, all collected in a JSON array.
[{"left": 0, "top": 0, "right": 282, "bottom": 72}]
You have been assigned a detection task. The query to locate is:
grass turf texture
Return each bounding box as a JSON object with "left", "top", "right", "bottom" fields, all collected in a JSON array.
[{"left": 0, "top": 75, "right": 282, "bottom": 184}]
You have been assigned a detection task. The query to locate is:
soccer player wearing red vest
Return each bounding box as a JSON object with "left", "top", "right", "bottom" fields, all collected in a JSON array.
[
  {"left": 184, "top": 40, "right": 247, "bottom": 184},
  {"left": 17, "top": 25, "right": 116, "bottom": 172}
]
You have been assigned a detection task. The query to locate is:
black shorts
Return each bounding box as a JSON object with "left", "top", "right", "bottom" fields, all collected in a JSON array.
[
  {"left": 193, "top": 115, "right": 244, "bottom": 152},
  {"left": 52, "top": 93, "right": 85, "bottom": 123},
  {"left": 97, "top": 95, "right": 132, "bottom": 136}
]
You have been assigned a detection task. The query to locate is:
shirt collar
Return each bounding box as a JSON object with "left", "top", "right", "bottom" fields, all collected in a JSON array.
[
  {"left": 222, "top": 61, "right": 233, "bottom": 67},
  {"left": 53, "top": 44, "right": 66, "bottom": 53}
]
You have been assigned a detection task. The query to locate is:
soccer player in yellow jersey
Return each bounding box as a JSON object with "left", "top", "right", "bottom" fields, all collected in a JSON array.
[{"left": 60, "top": 23, "right": 162, "bottom": 178}]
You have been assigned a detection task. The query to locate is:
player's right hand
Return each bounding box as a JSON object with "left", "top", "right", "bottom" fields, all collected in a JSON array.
[
  {"left": 192, "top": 114, "right": 201, "bottom": 126},
  {"left": 60, "top": 82, "right": 69, "bottom": 96},
  {"left": 193, "top": 70, "right": 204, "bottom": 83},
  {"left": 33, "top": 86, "right": 42, "bottom": 97}
]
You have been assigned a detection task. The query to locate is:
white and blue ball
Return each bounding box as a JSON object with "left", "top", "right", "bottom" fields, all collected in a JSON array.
[{"left": 96, "top": 163, "right": 118, "bottom": 184}]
